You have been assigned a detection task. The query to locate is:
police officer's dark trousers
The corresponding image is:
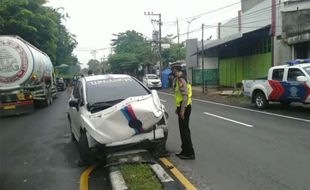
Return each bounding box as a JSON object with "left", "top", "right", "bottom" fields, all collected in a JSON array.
[{"left": 177, "top": 104, "right": 194, "bottom": 155}]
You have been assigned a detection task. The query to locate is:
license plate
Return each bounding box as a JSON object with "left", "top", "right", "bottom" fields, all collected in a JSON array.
[{"left": 3, "top": 105, "right": 16, "bottom": 110}]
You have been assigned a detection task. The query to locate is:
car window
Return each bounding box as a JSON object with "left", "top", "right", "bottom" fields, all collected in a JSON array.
[
  {"left": 287, "top": 68, "right": 305, "bottom": 81},
  {"left": 304, "top": 66, "right": 310, "bottom": 75},
  {"left": 73, "top": 81, "right": 82, "bottom": 99},
  {"left": 272, "top": 69, "right": 284, "bottom": 81},
  {"left": 86, "top": 77, "right": 149, "bottom": 103}
]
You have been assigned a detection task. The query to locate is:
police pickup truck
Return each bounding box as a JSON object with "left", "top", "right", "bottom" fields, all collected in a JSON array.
[{"left": 242, "top": 59, "right": 310, "bottom": 109}]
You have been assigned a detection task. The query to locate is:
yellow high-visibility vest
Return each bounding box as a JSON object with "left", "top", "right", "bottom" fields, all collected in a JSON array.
[{"left": 174, "top": 78, "right": 192, "bottom": 107}]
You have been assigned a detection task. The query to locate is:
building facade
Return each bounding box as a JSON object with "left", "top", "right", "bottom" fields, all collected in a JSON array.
[{"left": 186, "top": 0, "right": 310, "bottom": 87}]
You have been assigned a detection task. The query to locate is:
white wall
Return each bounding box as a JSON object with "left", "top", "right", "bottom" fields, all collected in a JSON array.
[
  {"left": 221, "top": 17, "right": 239, "bottom": 39},
  {"left": 274, "top": 38, "right": 292, "bottom": 65},
  {"left": 221, "top": 0, "right": 283, "bottom": 37},
  {"left": 198, "top": 57, "right": 218, "bottom": 69},
  {"left": 241, "top": 0, "right": 272, "bottom": 34}
]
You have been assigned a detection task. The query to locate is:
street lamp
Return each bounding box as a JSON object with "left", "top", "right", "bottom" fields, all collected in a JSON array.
[{"left": 187, "top": 17, "right": 200, "bottom": 39}]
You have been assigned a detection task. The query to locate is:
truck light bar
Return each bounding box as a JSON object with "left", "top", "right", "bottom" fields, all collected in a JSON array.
[{"left": 287, "top": 59, "right": 310, "bottom": 66}]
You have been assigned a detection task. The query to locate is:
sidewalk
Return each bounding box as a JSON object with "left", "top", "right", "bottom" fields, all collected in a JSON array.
[{"left": 160, "top": 85, "right": 249, "bottom": 107}]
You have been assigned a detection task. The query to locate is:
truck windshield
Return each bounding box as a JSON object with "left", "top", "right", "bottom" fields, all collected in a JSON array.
[
  {"left": 86, "top": 77, "right": 149, "bottom": 104},
  {"left": 304, "top": 66, "right": 310, "bottom": 75}
]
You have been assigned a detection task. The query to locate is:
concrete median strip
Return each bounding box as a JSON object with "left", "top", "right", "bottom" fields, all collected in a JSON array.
[
  {"left": 150, "top": 164, "right": 174, "bottom": 183},
  {"left": 159, "top": 158, "right": 197, "bottom": 190},
  {"left": 110, "top": 167, "right": 129, "bottom": 190},
  {"left": 80, "top": 150, "right": 197, "bottom": 190}
]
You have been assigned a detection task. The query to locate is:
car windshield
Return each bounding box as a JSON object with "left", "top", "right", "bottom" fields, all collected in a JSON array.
[
  {"left": 86, "top": 77, "right": 149, "bottom": 104},
  {"left": 147, "top": 75, "right": 159, "bottom": 79},
  {"left": 303, "top": 66, "right": 310, "bottom": 75}
]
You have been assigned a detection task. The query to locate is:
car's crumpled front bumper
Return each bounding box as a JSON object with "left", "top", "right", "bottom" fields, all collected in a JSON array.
[{"left": 81, "top": 93, "right": 167, "bottom": 146}]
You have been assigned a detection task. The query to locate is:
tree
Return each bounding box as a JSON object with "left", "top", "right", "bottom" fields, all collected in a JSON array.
[
  {"left": 108, "top": 53, "right": 139, "bottom": 74},
  {"left": 108, "top": 30, "right": 157, "bottom": 74},
  {"left": 0, "top": 0, "right": 78, "bottom": 66},
  {"left": 87, "top": 59, "right": 102, "bottom": 74},
  {"left": 162, "top": 43, "right": 185, "bottom": 67}
]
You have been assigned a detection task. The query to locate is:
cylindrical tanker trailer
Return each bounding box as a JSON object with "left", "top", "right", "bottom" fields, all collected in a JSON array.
[{"left": 0, "top": 36, "right": 57, "bottom": 116}]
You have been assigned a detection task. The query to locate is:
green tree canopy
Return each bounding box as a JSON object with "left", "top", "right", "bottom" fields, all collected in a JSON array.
[
  {"left": 0, "top": 0, "right": 78, "bottom": 66},
  {"left": 109, "top": 30, "right": 157, "bottom": 74},
  {"left": 162, "top": 43, "right": 185, "bottom": 68},
  {"left": 87, "top": 59, "right": 102, "bottom": 74}
]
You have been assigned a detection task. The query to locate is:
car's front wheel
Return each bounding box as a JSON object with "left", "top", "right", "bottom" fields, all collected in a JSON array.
[{"left": 78, "top": 130, "right": 95, "bottom": 165}]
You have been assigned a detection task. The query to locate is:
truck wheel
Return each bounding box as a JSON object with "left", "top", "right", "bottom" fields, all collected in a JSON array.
[
  {"left": 48, "top": 91, "right": 53, "bottom": 105},
  {"left": 254, "top": 92, "right": 268, "bottom": 109},
  {"left": 78, "top": 130, "right": 94, "bottom": 165},
  {"left": 41, "top": 94, "right": 50, "bottom": 107}
]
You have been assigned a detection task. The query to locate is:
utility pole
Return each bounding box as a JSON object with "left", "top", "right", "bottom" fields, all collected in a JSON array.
[
  {"left": 144, "top": 12, "right": 162, "bottom": 76},
  {"left": 271, "top": 0, "right": 276, "bottom": 66},
  {"left": 201, "top": 23, "right": 205, "bottom": 93},
  {"left": 177, "top": 18, "right": 180, "bottom": 60}
]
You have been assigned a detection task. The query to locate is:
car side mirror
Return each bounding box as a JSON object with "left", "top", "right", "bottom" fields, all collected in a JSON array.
[
  {"left": 297, "top": 76, "right": 307, "bottom": 83},
  {"left": 69, "top": 99, "right": 79, "bottom": 111}
]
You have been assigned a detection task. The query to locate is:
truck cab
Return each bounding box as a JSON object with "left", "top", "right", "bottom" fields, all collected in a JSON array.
[{"left": 243, "top": 59, "right": 310, "bottom": 109}]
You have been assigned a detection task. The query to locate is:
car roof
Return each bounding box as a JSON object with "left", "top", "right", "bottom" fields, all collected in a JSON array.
[
  {"left": 272, "top": 63, "right": 310, "bottom": 69},
  {"left": 82, "top": 74, "right": 132, "bottom": 82}
]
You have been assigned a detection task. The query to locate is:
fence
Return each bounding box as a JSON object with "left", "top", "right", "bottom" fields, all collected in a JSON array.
[{"left": 192, "top": 68, "right": 219, "bottom": 86}]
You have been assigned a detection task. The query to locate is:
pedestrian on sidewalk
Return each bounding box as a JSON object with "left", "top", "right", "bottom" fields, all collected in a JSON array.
[{"left": 172, "top": 65, "right": 195, "bottom": 160}]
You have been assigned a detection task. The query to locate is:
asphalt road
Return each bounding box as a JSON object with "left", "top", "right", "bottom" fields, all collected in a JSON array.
[
  {"left": 0, "top": 91, "right": 83, "bottom": 190},
  {"left": 159, "top": 92, "right": 310, "bottom": 190},
  {"left": 1, "top": 90, "right": 309, "bottom": 190}
]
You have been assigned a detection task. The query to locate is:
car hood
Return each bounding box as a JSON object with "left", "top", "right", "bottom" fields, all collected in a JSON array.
[{"left": 80, "top": 93, "right": 165, "bottom": 144}]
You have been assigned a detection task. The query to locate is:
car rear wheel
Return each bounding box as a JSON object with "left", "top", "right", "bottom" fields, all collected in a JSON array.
[
  {"left": 78, "top": 130, "right": 95, "bottom": 165},
  {"left": 254, "top": 92, "right": 268, "bottom": 109}
]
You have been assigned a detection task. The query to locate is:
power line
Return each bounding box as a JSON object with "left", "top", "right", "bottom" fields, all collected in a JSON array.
[
  {"left": 179, "top": 25, "right": 216, "bottom": 36},
  {"left": 242, "top": 1, "right": 282, "bottom": 17},
  {"left": 162, "top": 1, "right": 284, "bottom": 41},
  {"left": 217, "top": 2, "right": 282, "bottom": 26},
  {"left": 75, "top": 47, "right": 113, "bottom": 51},
  {"left": 163, "top": 1, "right": 240, "bottom": 24}
]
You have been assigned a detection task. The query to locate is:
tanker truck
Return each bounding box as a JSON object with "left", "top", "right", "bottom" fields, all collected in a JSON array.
[{"left": 0, "top": 36, "right": 57, "bottom": 116}]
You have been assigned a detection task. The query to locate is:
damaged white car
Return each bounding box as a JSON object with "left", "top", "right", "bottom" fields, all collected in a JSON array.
[{"left": 67, "top": 74, "right": 168, "bottom": 164}]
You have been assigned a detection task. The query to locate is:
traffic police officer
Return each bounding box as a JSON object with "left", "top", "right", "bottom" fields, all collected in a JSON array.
[{"left": 173, "top": 65, "right": 195, "bottom": 160}]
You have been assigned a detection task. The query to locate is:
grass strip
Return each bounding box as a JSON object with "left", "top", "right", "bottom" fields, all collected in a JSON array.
[{"left": 120, "top": 164, "right": 163, "bottom": 190}]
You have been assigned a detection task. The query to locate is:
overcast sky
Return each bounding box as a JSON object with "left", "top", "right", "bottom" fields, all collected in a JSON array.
[{"left": 46, "top": 0, "right": 241, "bottom": 68}]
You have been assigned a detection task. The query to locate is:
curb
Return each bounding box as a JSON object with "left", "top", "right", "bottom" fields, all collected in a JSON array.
[{"left": 107, "top": 149, "right": 188, "bottom": 190}]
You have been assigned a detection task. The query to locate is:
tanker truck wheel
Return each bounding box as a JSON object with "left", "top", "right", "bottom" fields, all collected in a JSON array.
[
  {"left": 41, "top": 94, "right": 49, "bottom": 107},
  {"left": 41, "top": 90, "right": 52, "bottom": 107},
  {"left": 49, "top": 91, "right": 53, "bottom": 105}
]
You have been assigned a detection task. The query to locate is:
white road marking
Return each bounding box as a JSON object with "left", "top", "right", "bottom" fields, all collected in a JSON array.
[
  {"left": 158, "top": 92, "right": 310, "bottom": 123},
  {"left": 203, "top": 112, "right": 254, "bottom": 128},
  {"left": 160, "top": 99, "right": 167, "bottom": 103}
]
